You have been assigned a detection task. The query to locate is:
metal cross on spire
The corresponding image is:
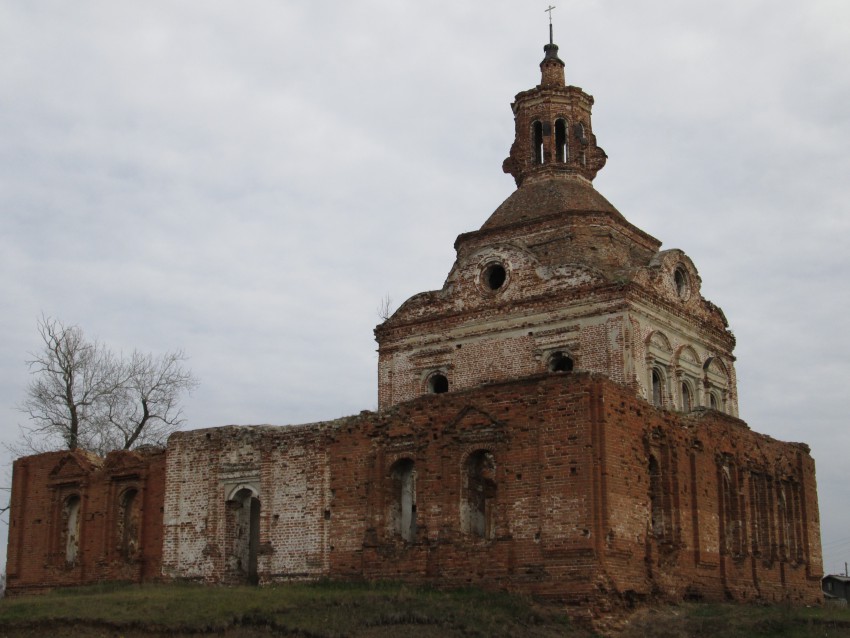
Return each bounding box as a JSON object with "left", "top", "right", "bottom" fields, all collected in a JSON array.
[{"left": 545, "top": 5, "right": 556, "bottom": 44}]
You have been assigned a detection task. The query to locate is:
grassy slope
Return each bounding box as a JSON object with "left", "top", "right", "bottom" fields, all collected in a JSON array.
[
  {"left": 0, "top": 581, "right": 579, "bottom": 637},
  {"left": 1, "top": 582, "right": 850, "bottom": 637}
]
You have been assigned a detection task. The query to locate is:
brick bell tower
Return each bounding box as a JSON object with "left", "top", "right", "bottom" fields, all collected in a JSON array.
[
  {"left": 375, "top": 28, "right": 739, "bottom": 419},
  {"left": 501, "top": 27, "right": 608, "bottom": 186}
]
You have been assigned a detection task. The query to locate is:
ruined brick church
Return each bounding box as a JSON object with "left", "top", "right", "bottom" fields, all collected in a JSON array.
[{"left": 6, "top": 32, "right": 823, "bottom": 605}]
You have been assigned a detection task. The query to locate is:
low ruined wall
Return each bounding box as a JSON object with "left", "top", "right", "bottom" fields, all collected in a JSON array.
[
  {"left": 595, "top": 379, "right": 822, "bottom": 604},
  {"left": 326, "top": 373, "right": 822, "bottom": 604},
  {"left": 6, "top": 374, "right": 823, "bottom": 605},
  {"left": 161, "top": 425, "right": 332, "bottom": 584},
  {"left": 5, "top": 448, "right": 165, "bottom": 596},
  {"left": 327, "top": 375, "right": 604, "bottom": 599}
]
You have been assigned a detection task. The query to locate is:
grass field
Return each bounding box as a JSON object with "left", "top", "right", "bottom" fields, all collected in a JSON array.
[{"left": 1, "top": 581, "right": 849, "bottom": 637}]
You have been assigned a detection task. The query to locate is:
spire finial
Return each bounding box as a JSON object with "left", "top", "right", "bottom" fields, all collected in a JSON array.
[
  {"left": 545, "top": 5, "right": 556, "bottom": 45},
  {"left": 541, "top": 5, "right": 563, "bottom": 69}
]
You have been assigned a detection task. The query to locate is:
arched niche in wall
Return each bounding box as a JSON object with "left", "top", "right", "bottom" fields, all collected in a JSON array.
[
  {"left": 777, "top": 479, "right": 805, "bottom": 564},
  {"left": 117, "top": 487, "right": 142, "bottom": 561},
  {"left": 461, "top": 450, "right": 497, "bottom": 540},
  {"left": 555, "top": 118, "right": 568, "bottom": 162},
  {"left": 673, "top": 345, "right": 702, "bottom": 411},
  {"left": 645, "top": 429, "right": 679, "bottom": 546},
  {"left": 646, "top": 330, "right": 672, "bottom": 408},
  {"left": 387, "top": 458, "right": 416, "bottom": 542},
  {"left": 719, "top": 457, "right": 744, "bottom": 558},
  {"left": 62, "top": 494, "right": 82, "bottom": 566},
  {"left": 749, "top": 471, "right": 774, "bottom": 558},
  {"left": 704, "top": 357, "right": 730, "bottom": 413},
  {"left": 532, "top": 120, "right": 544, "bottom": 164}
]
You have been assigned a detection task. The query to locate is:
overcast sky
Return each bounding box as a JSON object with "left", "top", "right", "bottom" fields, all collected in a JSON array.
[{"left": 1, "top": 1, "right": 848, "bottom": 576}]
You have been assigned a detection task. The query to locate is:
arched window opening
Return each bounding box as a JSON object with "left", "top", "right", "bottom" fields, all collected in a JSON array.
[
  {"left": 709, "top": 392, "right": 718, "bottom": 410},
  {"left": 791, "top": 483, "right": 804, "bottom": 563},
  {"left": 681, "top": 382, "right": 692, "bottom": 412},
  {"left": 532, "top": 121, "right": 544, "bottom": 164},
  {"left": 389, "top": 459, "right": 416, "bottom": 542},
  {"left": 749, "top": 473, "right": 773, "bottom": 557},
  {"left": 463, "top": 451, "right": 496, "bottom": 540},
  {"left": 549, "top": 351, "right": 574, "bottom": 373},
  {"left": 778, "top": 481, "right": 804, "bottom": 563},
  {"left": 555, "top": 118, "right": 568, "bottom": 162},
  {"left": 63, "top": 495, "right": 81, "bottom": 566},
  {"left": 704, "top": 358, "right": 729, "bottom": 414},
  {"left": 574, "top": 122, "right": 587, "bottom": 144},
  {"left": 647, "top": 444, "right": 679, "bottom": 545},
  {"left": 647, "top": 333, "right": 672, "bottom": 409},
  {"left": 117, "top": 488, "right": 141, "bottom": 561},
  {"left": 649, "top": 455, "right": 665, "bottom": 538},
  {"left": 428, "top": 373, "right": 449, "bottom": 394},
  {"left": 720, "top": 461, "right": 744, "bottom": 557},
  {"left": 674, "top": 267, "right": 689, "bottom": 299},
  {"left": 651, "top": 369, "right": 663, "bottom": 407},
  {"left": 227, "top": 488, "right": 261, "bottom": 585},
  {"left": 777, "top": 485, "right": 789, "bottom": 561}
]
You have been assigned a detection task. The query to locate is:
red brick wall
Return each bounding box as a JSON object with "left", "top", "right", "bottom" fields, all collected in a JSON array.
[
  {"left": 595, "top": 379, "right": 821, "bottom": 603},
  {"left": 6, "top": 374, "right": 822, "bottom": 606},
  {"left": 326, "top": 373, "right": 822, "bottom": 604},
  {"left": 5, "top": 448, "right": 165, "bottom": 596}
]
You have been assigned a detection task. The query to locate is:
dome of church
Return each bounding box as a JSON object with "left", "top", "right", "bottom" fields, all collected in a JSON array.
[{"left": 480, "top": 175, "right": 622, "bottom": 232}]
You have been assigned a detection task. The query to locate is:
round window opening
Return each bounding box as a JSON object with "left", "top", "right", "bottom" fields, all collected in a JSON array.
[
  {"left": 428, "top": 373, "right": 449, "bottom": 394},
  {"left": 482, "top": 263, "right": 507, "bottom": 291},
  {"left": 549, "top": 352, "right": 574, "bottom": 373},
  {"left": 674, "top": 267, "right": 689, "bottom": 299}
]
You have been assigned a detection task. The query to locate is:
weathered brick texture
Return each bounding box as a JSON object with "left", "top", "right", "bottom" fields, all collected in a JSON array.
[
  {"left": 4, "top": 34, "right": 822, "bottom": 608},
  {"left": 5, "top": 448, "right": 165, "bottom": 595},
  {"left": 161, "top": 425, "right": 332, "bottom": 584},
  {"left": 6, "top": 375, "right": 820, "bottom": 602},
  {"left": 328, "top": 374, "right": 821, "bottom": 604}
]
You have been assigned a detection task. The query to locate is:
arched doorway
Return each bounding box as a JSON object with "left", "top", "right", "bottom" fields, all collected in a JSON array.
[{"left": 228, "top": 488, "right": 261, "bottom": 585}]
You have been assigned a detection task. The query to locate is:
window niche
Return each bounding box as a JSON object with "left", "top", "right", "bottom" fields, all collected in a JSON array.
[
  {"left": 778, "top": 480, "right": 804, "bottom": 564},
  {"left": 62, "top": 495, "right": 82, "bottom": 566},
  {"left": 708, "top": 391, "right": 720, "bottom": 411},
  {"left": 704, "top": 357, "right": 729, "bottom": 414},
  {"left": 681, "top": 381, "right": 693, "bottom": 412},
  {"left": 532, "top": 121, "right": 544, "bottom": 164},
  {"left": 427, "top": 372, "right": 449, "bottom": 394},
  {"left": 574, "top": 122, "right": 588, "bottom": 144},
  {"left": 548, "top": 351, "right": 574, "bottom": 373},
  {"left": 462, "top": 450, "right": 497, "bottom": 540},
  {"left": 646, "top": 331, "right": 672, "bottom": 409},
  {"left": 720, "top": 459, "right": 745, "bottom": 558},
  {"left": 648, "top": 455, "right": 665, "bottom": 538},
  {"left": 647, "top": 443, "right": 678, "bottom": 545},
  {"left": 749, "top": 472, "right": 774, "bottom": 559},
  {"left": 117, "top": 488, "right": 141, "bottom": 561},
  {"left": 651, "top": 368, "right": 665, "bottom": 408},
  {"left": 674, "top": 267, "right": 690, "bottom": 300},
  {"left": 555, "top": 118, "right": 568, "bottom": 162},
  {"left": 388, "top": 459, "right": 416, "bottom": 542}
]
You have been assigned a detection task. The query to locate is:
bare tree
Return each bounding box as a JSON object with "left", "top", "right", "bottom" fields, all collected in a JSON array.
[
  {"left": 377, "top": 294, "right": 393, "bottom": 321},
  {"left": 14, "top": 316, "right": 198, "bottom": 457},
  {"left": 98, "top": 350, "right": 198, "bottom": 452},
  {"left": 16, "top": 317, "right": 123, "bottom": 454}
]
